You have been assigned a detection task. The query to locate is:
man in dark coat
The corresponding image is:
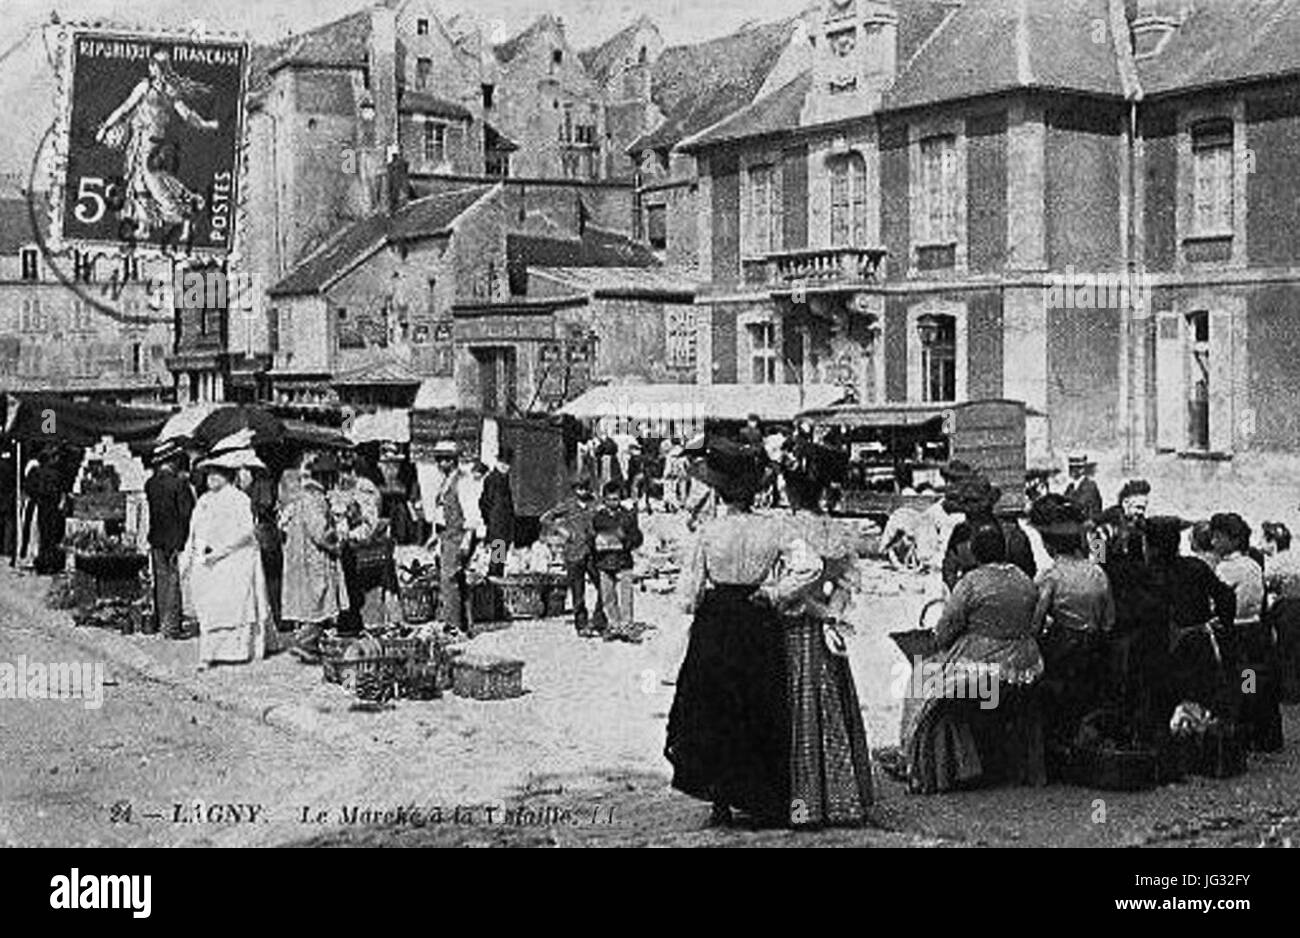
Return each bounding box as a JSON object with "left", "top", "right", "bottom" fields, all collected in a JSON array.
[
  {"left": 541, "top": 475, "right": 605, "bottom": 636},
  {"left": 1063, "top": 455, "right": 1102, "bottom": 522},
  {"left": 27, "top": 449, "right": 69, "bottom": 575},
  {"left": 145, "top": 441, "right": 196, "bottom": 637},
  {"left": 480, "top": 445, "right": 517, "bottom": 620}
]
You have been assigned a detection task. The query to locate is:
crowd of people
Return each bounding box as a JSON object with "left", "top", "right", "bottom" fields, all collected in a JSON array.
[
  {"left": 136, "top": 431, "right": 520, "bottom": 670},
  {"left": 899, "top": 458, "right": 1298, "bottom": 794}
]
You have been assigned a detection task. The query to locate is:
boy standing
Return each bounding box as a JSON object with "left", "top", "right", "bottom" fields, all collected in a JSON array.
[{"left": 592, "top": 481, "right": 644, "bottom": 642}]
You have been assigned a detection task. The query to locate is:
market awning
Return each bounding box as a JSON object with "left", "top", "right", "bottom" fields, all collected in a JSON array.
[
  {"left": 347, "top": 409, "right": 411, "bottom": 445},
  {"left": 4, "top": 394, "right": 170, "bottom": 447},
  {"left": 796, "top": 403, "right": 950, "bottom": 429},
  {"left": 560, "top": 384, "right": 848, "bottom": 424}
]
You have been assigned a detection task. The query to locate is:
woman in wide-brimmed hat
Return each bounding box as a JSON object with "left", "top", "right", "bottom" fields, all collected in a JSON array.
[
  {"left": 941, "top": 472, "right": 1037, "bottom": 588},
  {"left": 183, "top": 442, "right": 272, "bottom": 670}
]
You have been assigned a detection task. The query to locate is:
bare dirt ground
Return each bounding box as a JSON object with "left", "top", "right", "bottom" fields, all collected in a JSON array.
[{"left": 3, "top": 505, "right": 1298, "bottom": 849}]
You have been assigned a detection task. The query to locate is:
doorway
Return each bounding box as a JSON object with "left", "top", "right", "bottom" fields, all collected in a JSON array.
[{"left": 473, "top": 346, "right": 518, "bottom": 414}]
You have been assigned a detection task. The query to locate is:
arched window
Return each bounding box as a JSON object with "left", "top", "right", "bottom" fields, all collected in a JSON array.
[{"left": 829, "top": 152, "right": 868, "bottom": 247}]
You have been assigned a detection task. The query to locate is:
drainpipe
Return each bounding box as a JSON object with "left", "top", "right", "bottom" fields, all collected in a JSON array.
[{"left": 1111, "top": 0, "right": 1144, "bottom": 472}]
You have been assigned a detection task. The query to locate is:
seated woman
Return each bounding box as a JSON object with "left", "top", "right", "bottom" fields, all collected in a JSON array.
[
  {"left": 1028, "top": 496, "right": 1114, "bottom": 771},
  {"left": 1263, "top": 521, "right": 1300, "bottom": 704},
  {"left": 902, "top": 522, "right": 1046, "bottom": 794},
  {"left": 1211, "top": 512, "right": 1283, "bottom": 752},
  {"left": 1144, "top": 516, "right": 1236, "bottom": 729}
]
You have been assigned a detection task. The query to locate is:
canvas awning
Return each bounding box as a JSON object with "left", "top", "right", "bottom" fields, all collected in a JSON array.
[
  {"left": 560, "top": 384, "right": 848, "bottom": 424},
  {"left": 796, "top": 403, "right": 950, "bottom": 429},
  {"left": 347, "top": 409, "right": 411, "bottom": 445},
  {"left": 4, "top": 394, "right": 170, "bottom": 447}
]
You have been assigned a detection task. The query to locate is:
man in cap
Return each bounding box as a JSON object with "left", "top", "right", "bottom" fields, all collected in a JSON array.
[
  {"left": 1063, "top": 455, "right": 1102, "bottom": 523},
  {"left": 145, "top": 439, "right": 196, "bottom": 638},
  {"left": 480, "top": 446, "right": 516, "bottom": 580},
  {"left": 430, "top": 440, "right": 471, "bottom": 635},
  {"left": 541, "top": 474, "right": 606, "bottom": 636}
]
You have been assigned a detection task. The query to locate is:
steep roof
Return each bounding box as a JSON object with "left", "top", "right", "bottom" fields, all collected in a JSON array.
[
  {"left": 494, "top": 14, "right": 564, "bottom": 66},
  {"left": 507, "top": 226, "right": 661, "bottom": 295},
  {"left": 269, "top": 186, "right": 491, "bottom": 296},
  {"left": 249, "top": 9, "right": 372, "bottom": 98},
  {"left": 630, "top": 19, "right": 799, "bottom": 155},
  {"left": 579, "top": 15, "right": 655, "bottom": 87},
  {"left": 1135, "top": 0, "right": 1300, "bottom": 96},
  {"left": 883, "top": 0, "right": 1128, "bottom": 111},
  {"left": 679, "top": 72, "right": 813, "bottom": 152},
  {"left": 398, "top": 89, "right": 473, "bottom": 120}
]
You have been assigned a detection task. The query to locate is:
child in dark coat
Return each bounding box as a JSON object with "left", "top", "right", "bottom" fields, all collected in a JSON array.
[{"left": 592, "top": 481, "right": 645, "bottom": 641}]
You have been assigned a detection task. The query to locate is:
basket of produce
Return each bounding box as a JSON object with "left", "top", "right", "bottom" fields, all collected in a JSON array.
[
  {"left": 452, "top": 653, "right": 525, "bottom": 700},
  {"left": 397, "top": 558, "right": 439, "bottom": 625},
  {"left": 491, "top": 574, "right": 547, "bottom": 620},
  {"left": 337, "top": 634, "right": 405, "bottom": 702},
  {"left": 398, "top": 583, "right": 438, "bottom": 624},
  {"left": 72, "top": 597, "right": 147, "bottom": 635},
  {"left": 73, "top": 551, "right": 148, "bottom": 580},
  {"left": 320, "top": 633, "right": 358, "bottom": 684},
  {"left": 538, "top": 572, "right": 569, "bottom": 618}
]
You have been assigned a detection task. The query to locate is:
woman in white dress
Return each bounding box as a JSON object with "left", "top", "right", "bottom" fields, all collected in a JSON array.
[{"left": 183, "top": 447, "right": 271, "bottom": 670}]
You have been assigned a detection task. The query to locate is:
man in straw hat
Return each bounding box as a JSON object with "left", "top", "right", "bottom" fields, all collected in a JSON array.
[
  {"left": 429, "top": 440, "right": 471, "bottom": 635},
  {"left": 145, "top": 438, "right": 195, "bottom": 638},
  {"left": 1063, "top": 455, "right": 1102, "bottom": 523}
]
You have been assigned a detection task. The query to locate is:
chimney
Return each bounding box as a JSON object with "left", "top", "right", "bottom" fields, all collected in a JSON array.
[
  {"left": 368, "top": 5, "right": 399, "bottom": 149},
  {"left": 1128, "top": 0, "right": 1191, "bottom": 57},
  {"left": 386, "top": 148, "right": 410, "bottom": 216},
  {"left": 804, "top": 0, "right": 898, "bottom": 124}
]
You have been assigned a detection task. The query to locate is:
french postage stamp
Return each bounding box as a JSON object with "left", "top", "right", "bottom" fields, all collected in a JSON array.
[{"left": 49, "top": 26, "right": 248, "bottom": 259}]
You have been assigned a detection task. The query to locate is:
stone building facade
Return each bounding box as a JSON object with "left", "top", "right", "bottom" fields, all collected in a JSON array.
[{"left": 680, "top": 0, "right": 1300, "bottom": 490}]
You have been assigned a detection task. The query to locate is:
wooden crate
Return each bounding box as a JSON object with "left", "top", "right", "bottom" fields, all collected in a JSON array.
[{"left": 453, "top": 654, "right": 524, "bottom": 700}]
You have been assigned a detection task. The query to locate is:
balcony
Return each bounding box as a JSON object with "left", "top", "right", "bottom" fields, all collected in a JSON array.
[{"left": 759, "top": 246, "right": 888, "bottom": 292}]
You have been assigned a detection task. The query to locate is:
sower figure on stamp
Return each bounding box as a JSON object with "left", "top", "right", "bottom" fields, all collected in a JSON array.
[{"left": 94, "top": 49, "right": 220, "bottom": 242}]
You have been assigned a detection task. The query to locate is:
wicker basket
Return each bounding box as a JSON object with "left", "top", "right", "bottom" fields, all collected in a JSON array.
[
  {"left": 398, "top": 582, "right": 438, "bottom": 624},
  {"left": 541, "top": 574, "right": 568, "bottom": 618},
  {"left": 1073, "top": 746, "right": 1160, "bottom": 791},
  {"left": 492, "top": 575, "right": 546, "bottom": 619},
  {"left": 74, "top": 551, "right": 148, "bottom": 580},
  {"left": 320, "top": 634, "right": 358, "bottom": 684},
  {"left": 453, "top": 653, "right": 525, "bottom": 700}
]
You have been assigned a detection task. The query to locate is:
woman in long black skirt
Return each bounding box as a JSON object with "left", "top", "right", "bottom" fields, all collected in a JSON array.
[{"left": 666, "top": 453, "right": 788, "bottom": 826}]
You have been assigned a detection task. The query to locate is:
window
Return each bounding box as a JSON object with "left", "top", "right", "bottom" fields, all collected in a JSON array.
[
  {"left": 482, "top": 83, "right": 495, "bottom": 109},
  {"left": 745, "top": 164, "right": 780, "bottom": 256},
  {"left": 280, "top": 308, "right": 294, "bottom": 355},
  {"left": 71, "top": 301, "right": 94, "bottom": 332},
  {"left": 917, "top": 135, "right": 958, "bottom": 245},
  {"left": 423, "top": 119, "right": 447, "bottom": 164},
  {"left": 416, "top": 57, "right": 432, "bottom": 90},
  {"left": 1192, "top": 120, "right": 1234, "bottom": 237},
  {"left": 427, "top": 278, "right": 438, "bottom": 316},
  {"left": 748, "top": 322, "right": 778, "bottom": 384},
  {"left": 122, "top": 255, "right": 139, "bottom": 282},
  {"left": 268, "top": 307, "right": 279, "bottom": 354},
  {"left": 575, "top": 123, "right": 596, "bottom": 146},
  {"left": 552, "top": 49, "right": 564, "bottom": 68},
  {"left": 829, "top": 152, "right": 869, "bottom": 247},
  {"left": 21, "top": 247, "right": 38, "bottom": 281},
  {"left": 647, "top": 204, "right": 667, "bottom": 250},
  {"left": 560, "top": 104, "right": 574, "bottom": 143},
  {"left": 416, "top": 18, "right": 430, "bottom": 35},
  {"left": 1187, "top": 310, "right": 1210, "bottom": 450},
  {"left": 918, "top": 314, "right": 957, "bottom": 403},
  {"left": 131, "top": 342, "right": 143, "bottom": 374},
  {"left": 638, "top": 46, "right": 648, "bottom": 65}
]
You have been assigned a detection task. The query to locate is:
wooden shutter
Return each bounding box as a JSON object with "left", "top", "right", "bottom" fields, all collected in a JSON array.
[{"left": 1154, "top": 312, "right": 1183, "bottom": 451}]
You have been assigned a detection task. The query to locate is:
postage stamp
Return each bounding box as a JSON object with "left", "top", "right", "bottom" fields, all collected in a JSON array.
[{"left": 49, "top": 26, "right": 248, "bottom": 258}]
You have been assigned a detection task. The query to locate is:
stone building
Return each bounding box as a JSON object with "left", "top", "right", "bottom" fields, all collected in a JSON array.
[
  {"left": 0, "top": 196, "right": 175, "bottom": 404},
  {"left": 626, "top": 18, "right": 810, "bottom": 273},
  {"left": 677, "top": 0, "right": 1300, "bottom": 488},
  {"left": 492, "top": 15, "right": 608, "bottom": 181},
  {"left": 579, "top": 15, "right": 664, "bottom": 181}
]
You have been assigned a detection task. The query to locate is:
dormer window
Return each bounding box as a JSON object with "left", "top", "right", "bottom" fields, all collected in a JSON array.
[
  {"left": 416, "top": 57, "right": 432, "bottom": 90},
  {"left": 552, "top": 49, "right": 563, "bottom": 68},
  {"left": 20, "top": 247, "right": 38, "bottom": 281},
  {"left": 416, "top": 18, "right": 430, "bottom": 36},
  {"left": 482, "top": 83, "right": 495, "bottom": 109}
]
